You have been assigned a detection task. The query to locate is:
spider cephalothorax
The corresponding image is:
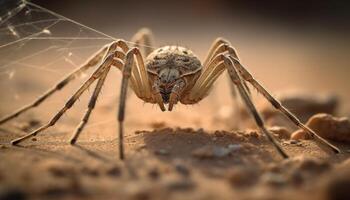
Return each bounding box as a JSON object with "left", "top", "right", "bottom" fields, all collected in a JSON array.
[
  {"left": 145, "top": 46, "right": 202, "bottom": 110},
  {"left": 2, "top": 28, "right": 341, "bottom": 160}
]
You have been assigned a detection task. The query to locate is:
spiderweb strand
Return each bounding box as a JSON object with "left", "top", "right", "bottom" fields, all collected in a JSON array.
[
  {"left": 0, "top": 1, "right": 26, "bottom": 26},
  {"left": 1, "top": 0, "right": 156, "bottom": 49},
  {"left": 24, "top": 1, "right": 118, "bottom": 41},
  {"left": 0, "top": 0, "right": 163, "bottom": 109}
]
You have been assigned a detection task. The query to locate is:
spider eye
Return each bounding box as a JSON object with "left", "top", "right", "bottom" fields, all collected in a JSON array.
[{"left": 183, "top": 58, "right": 189, "bottom": 62}]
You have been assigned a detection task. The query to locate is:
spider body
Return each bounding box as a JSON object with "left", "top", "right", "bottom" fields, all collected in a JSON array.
[
  {"left": 1, "top": 28, "right": 341, "bottom": 160},
  {"left": 145, "top": 46, "right": 202, "bottom": 109}
]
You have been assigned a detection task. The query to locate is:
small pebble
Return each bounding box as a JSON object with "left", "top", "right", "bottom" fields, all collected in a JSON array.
[
  {"left": 192, "top": 145, "right": 230, "bottom": 159},
  {"left": 291, "top": 129, "right": 310, "bottom": 140},
  {"left": 227, "top": 144, "right": 242, "bottom": 152},
  {"left": 289, "top": 140, "right": 299, "bottom": 144},
  {"left": 261, "top": 172, "right": 287, "bottom": 187},
  {"left": 283, "top": 140, "right": 300, "bottom": 145},
  {"left": 269, "top": 126, "right": 291, "bottom": 139},
  {"left": 155, "top": 149, "right": 169, "bottom": 156},
  {"left": 213, "top": 147, "right": 230, "bottom": 157},
  {"left": 291, "top": 113, "right": 350, "bottom": 142}
]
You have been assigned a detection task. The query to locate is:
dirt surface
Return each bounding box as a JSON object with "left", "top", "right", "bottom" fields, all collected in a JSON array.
[{"left": 1, "top": 90, "right": 350, "bottom": 200}]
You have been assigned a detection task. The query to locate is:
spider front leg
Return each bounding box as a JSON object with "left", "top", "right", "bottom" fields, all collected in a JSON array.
[
  {"left": 116, "top": 47, "right": 158, "bottom": 159},
  {"left": 117, "top": 52, "right": 132, "bottom": 160},
  {"left": 119, "top": 28, "right": 166, "bottom": 157}
]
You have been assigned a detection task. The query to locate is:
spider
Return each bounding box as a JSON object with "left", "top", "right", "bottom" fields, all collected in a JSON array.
[{"left": 0, "top": 28, "right": 341, "bottom": 160}]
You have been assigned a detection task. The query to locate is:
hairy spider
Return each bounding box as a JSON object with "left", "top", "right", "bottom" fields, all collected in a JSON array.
[{"left": 0, "top": 28, "right": 341, "bottom": 159}]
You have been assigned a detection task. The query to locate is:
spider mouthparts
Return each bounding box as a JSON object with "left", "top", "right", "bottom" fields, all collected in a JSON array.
[{"left": 160, "top": 92, "right": 170, "bottom": 104}]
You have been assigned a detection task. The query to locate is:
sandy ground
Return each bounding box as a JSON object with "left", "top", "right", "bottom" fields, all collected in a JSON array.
[{"left": 1, "top": 81, "right": 350, "bottom": 200}]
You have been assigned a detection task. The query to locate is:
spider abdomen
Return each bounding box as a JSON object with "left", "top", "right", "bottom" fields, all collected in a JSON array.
[{"left": 145, "top": 45, "right": 202, "bottom": 75}]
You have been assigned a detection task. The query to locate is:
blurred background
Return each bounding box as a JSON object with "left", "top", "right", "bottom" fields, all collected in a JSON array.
[{"left": 0, "top": 0, "right": 349, "bottom": 133}]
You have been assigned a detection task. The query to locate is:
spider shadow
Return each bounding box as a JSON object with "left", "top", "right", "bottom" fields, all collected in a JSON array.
[
  {"left": 6, "top": 139, "right": 114, "bottom": 165},
  {"left": 71, "top": 143, "right": 114, "bottom": 163},
  {"left": 8, "top": 143, "right": 82, "bottom": 164},
  {"left": 140, "top": 127, "right": 277, "bottom": 170}
]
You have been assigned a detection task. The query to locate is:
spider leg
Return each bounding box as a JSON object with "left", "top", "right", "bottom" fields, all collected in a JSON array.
[
  {"left": 187, "top": 52, "right": 288, "bottom": 158},
  {"left": 131, "top": 28, "right": 155, "bottom": 57},
  {"left": 223, "top": 55, "right": 289, "bottom": 159},
  {"left": 206, "top": 38, "right": 250, "bottom": 94},
  {"left": 189, "top": 38, "right": 248, "bottom": 102},
  {"left": 227, "top": 72, "right": 241, "bottom": 129},
  {"left": 117, "top": 46, "right": 164, "bottom": 159},
  {"left": 203, "top": 37, "right": 231, "bottom": 67},
  {"left": 197, "top": 38, "right": 249, "bottom": 128},
  {"left": 117, "top": 48, "right": 140, "bottom": 159},
  {"left": 11, "top": 53, "right": 116, "bottom": 145},
  {"left": 0, "top": 42, "right": 116, "bottom": 125},
  {"left": 129, "top": 28, "right": 154, "bottom": 99},
  {"left": 69, "top": 66, "right": 111, "bottom": 144},
  {"left": 69, "top": 38, "right": 157, "bottom": 146},
  {"left": 69, "top": 49, "right": 127, "bottom": 145},
  {"left": 189, "top": 54, "right": 226, "bottom": 102},
  {"left": 227, "top": 54, "right": 341, "bottom": 154}
]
